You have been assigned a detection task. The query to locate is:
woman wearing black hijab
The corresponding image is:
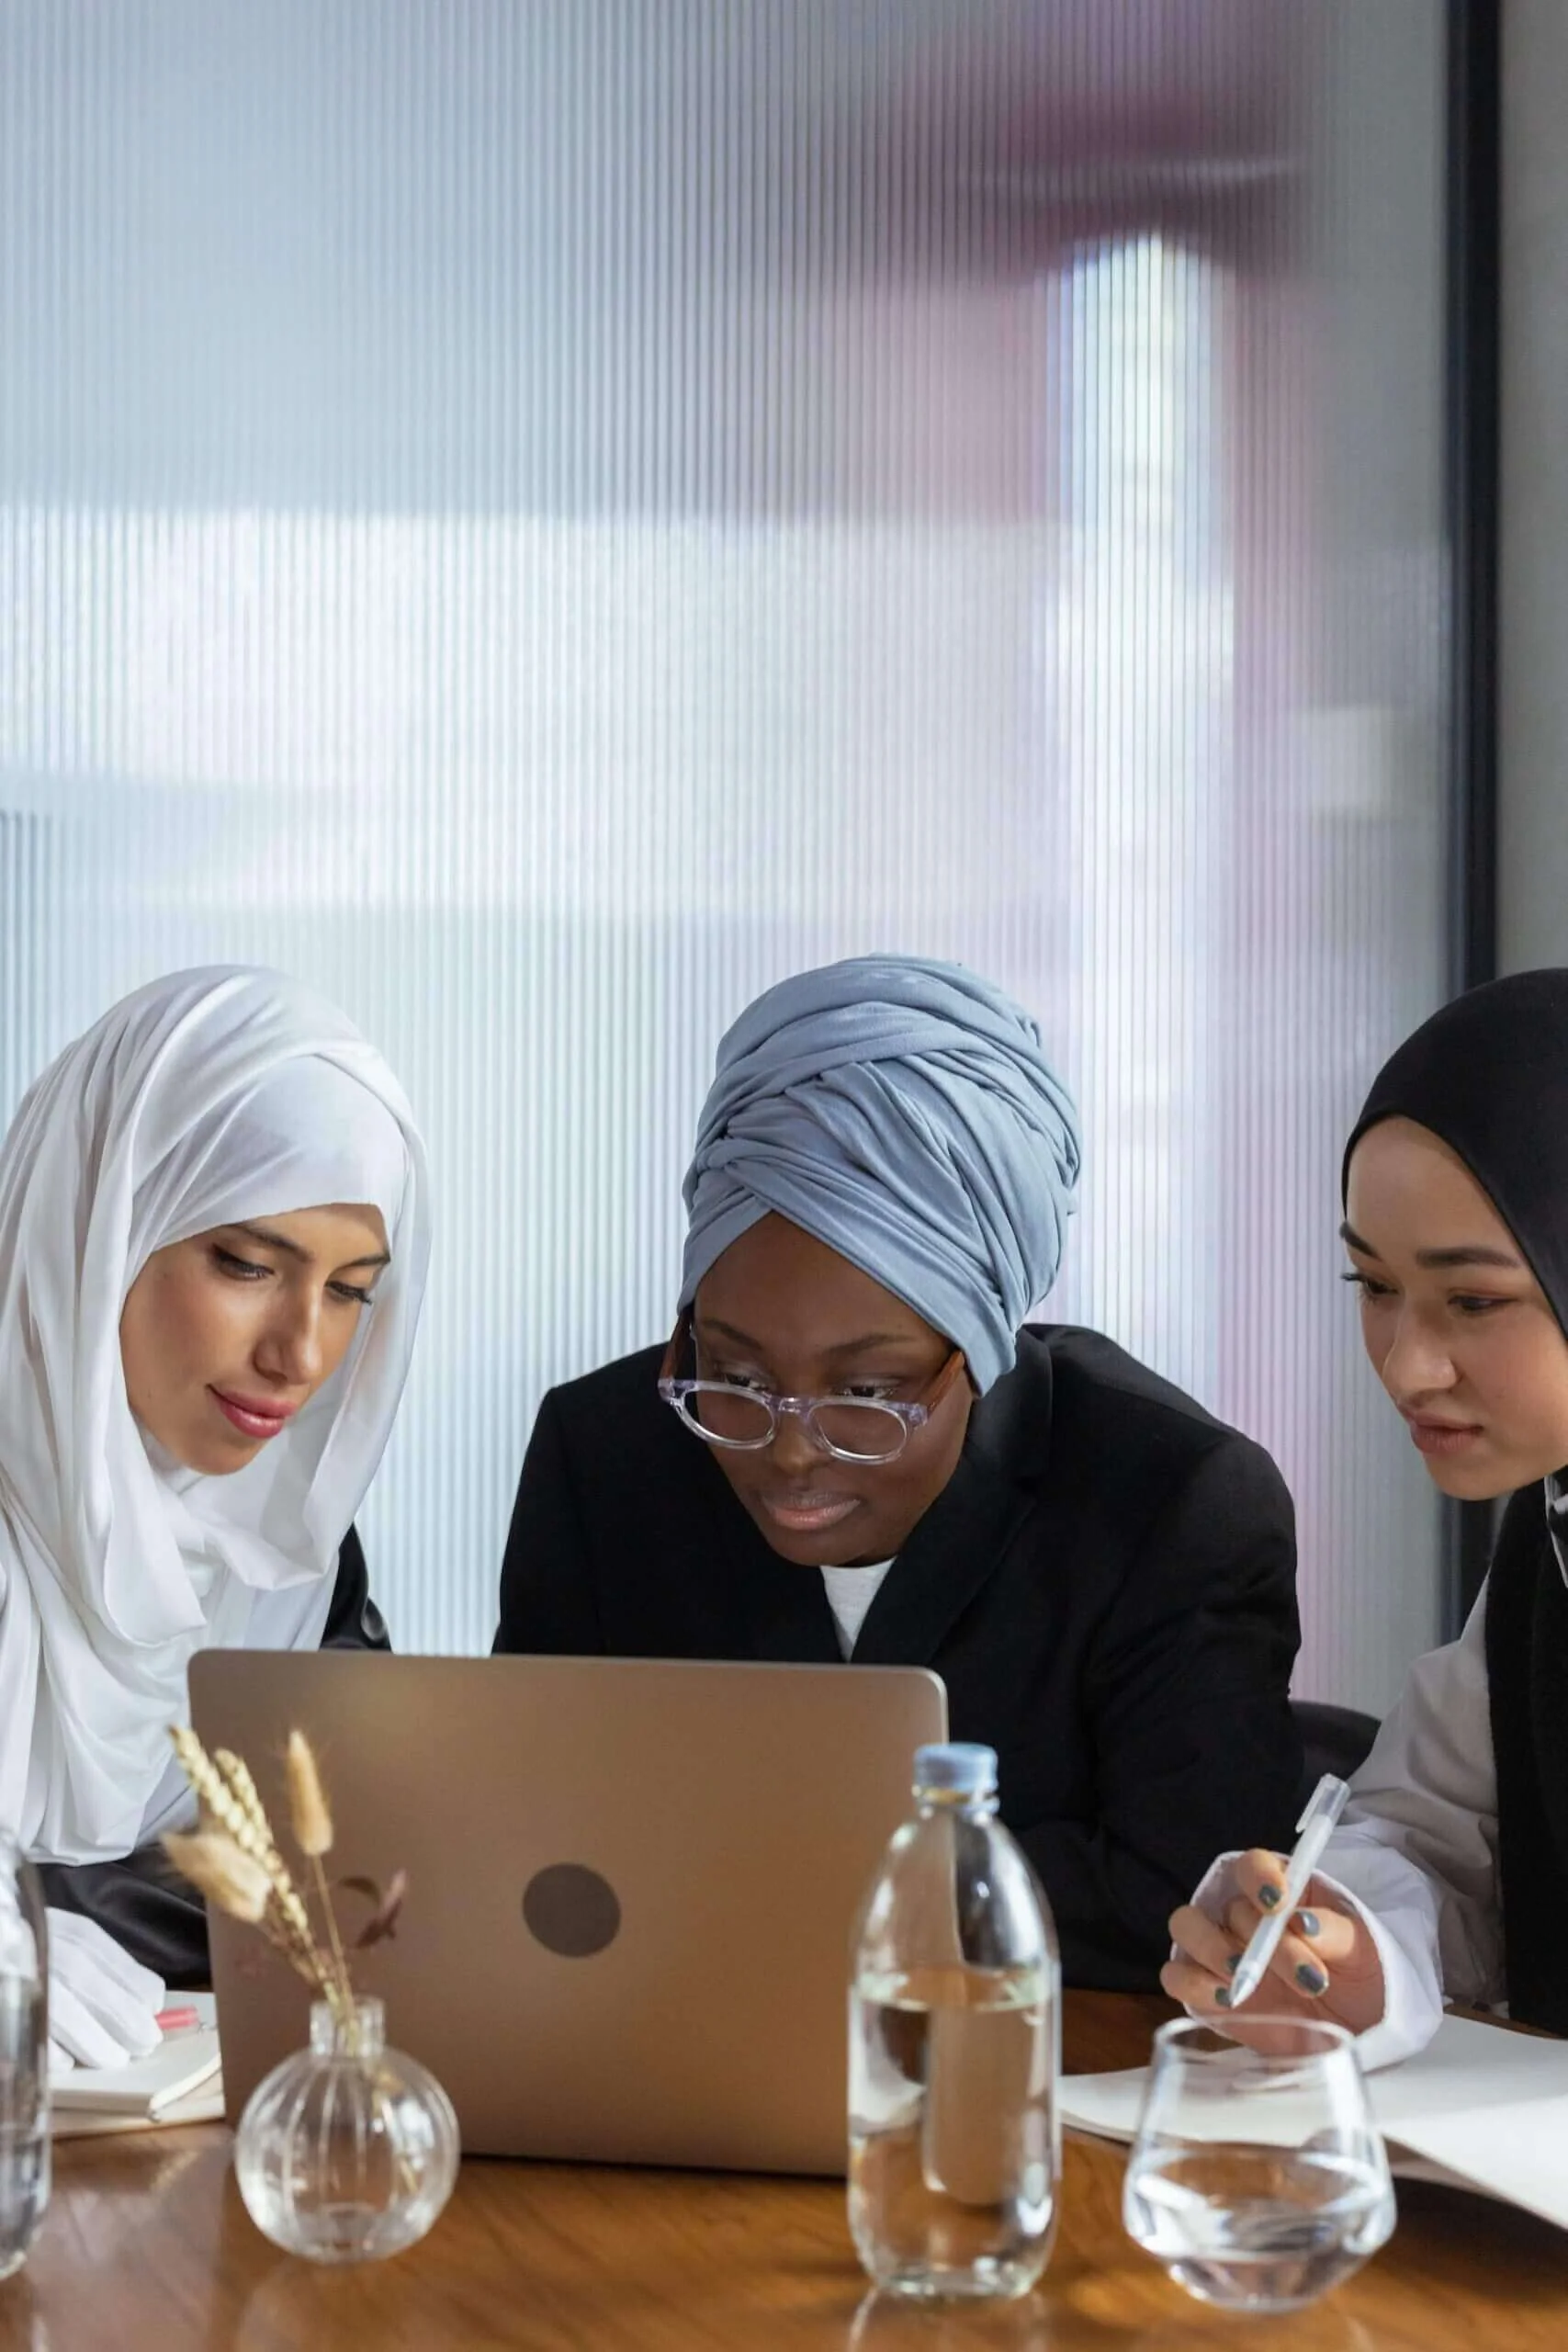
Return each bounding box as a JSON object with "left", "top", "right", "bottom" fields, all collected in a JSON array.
[{"left": 1167, "top": 970, "right": 1568, "bottom": 2061}]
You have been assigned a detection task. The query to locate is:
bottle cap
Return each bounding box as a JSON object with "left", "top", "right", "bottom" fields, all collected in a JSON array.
[{"left": 913, "top": 1742, "right": 998, "bottom": 1798}]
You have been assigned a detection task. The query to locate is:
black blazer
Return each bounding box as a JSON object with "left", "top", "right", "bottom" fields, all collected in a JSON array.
[
  {"left": 1484, "top": 1482, "right": 1568, "bottom": 2032},
  {"left": 495, "top": 1324, "right": 1303, "bottom": 1989},
  {"left": 36, "top": 1526, "right": 389, "bottom": 1987}
]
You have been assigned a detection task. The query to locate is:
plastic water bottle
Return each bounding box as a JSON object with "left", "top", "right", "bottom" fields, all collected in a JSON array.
[
  {"left": 848, "top": 1742, "right": 1059, "bottom": 2301},
  {"left": 0, "top": 1834, "right": 48, "bottom": 2281}
]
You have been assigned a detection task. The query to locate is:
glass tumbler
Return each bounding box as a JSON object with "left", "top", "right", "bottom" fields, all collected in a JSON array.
[
  {"left": 0, "top": 1834, "right": 49, "bottom": 2282},
  {"left": 1122, "top": 2016, "right": 1395, "bottom": 2314}
]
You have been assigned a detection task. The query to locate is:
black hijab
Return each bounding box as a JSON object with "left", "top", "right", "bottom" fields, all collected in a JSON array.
[
  {"left": 1345, "top": 969, "right": 1568, "bottom": 2031},
  {"left": 1344, "top": 967, "right": 1568, "bottom": 1340}
]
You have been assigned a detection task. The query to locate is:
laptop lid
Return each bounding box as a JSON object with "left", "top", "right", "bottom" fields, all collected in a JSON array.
[{"left": 188, "top": 1650, "right": 946, "bottom": 2173}]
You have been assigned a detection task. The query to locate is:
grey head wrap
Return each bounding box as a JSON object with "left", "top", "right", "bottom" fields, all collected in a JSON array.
[{"left": 679, "top": 955, "right": 1081, "bottom": 1394}]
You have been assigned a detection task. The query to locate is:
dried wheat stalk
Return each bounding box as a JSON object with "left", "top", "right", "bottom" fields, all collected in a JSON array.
[{"left": 164, "top": 1724, "right": 357, "bottom": 2026}]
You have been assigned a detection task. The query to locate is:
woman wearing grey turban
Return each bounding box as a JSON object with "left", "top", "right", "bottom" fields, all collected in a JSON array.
[{"left": 496, "top": 956, "right": 1302, "bottom": 1987}]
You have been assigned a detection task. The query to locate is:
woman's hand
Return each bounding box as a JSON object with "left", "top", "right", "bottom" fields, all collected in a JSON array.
[
  {"left": 1161, "top": 1848, "right": 1389, "bottom": 2052},
  {"left": 46, "top": 1909, "right": 164, "bottom": 2070}
]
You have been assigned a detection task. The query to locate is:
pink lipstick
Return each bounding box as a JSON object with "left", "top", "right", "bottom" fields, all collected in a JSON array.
[
  {"left": 761, "top": 1492, "right": 862, "bottom": 1534},
  {"left": 211, "top": 1389, "right": 298, "bottom": 1441}
]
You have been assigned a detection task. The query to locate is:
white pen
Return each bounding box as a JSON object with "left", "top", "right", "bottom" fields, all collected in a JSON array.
[{"left": 1225, "top": 1771, "right": 1351, "bottom": 2008}]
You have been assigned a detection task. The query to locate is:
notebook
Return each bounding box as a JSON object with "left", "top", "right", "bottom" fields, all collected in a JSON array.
[{"left": 50, "top": 1993, "right": 224, "bottom": 2138}]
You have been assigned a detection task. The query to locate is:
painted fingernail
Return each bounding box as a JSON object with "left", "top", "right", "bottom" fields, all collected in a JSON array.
[
  {"left": 1295, "top": 1962, "right": 1328, "bottom": 1996},
  {"left": 1296, "top": 1910, "right": 1321, "bottom": 1939},
  {"left": 1214, "top": 1986, "right": 1234, "bottom": 2009},
  {"left": 1258, "top": 1884, "right": 1281, "bottom": 1911},
  {"left": 1224, "top": 1951, "right": 1240, "bottom": 1974}
]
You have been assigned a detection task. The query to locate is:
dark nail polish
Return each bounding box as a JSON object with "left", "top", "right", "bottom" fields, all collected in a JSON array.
[
  {"left": 1214, "top": 1986, "right": 1233, "bottom": 2009},
  {"left": 1296, "top": 1910, "right": 1321, "bottom": 1939},
  {"left": 1258, "top": 1884, "right": 1281, "bottom": 1911},
  {"left": 1295, "top": 1962, "right": 1328, "bottom": 1996},
  {"left": 1224, "top": 1951, "right": 1240, "bottom": 1974}
]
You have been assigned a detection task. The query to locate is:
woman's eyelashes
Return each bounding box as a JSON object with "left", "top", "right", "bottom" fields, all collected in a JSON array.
[
  {"left": 209, "top": 1246, "right": 375, "bottom": 1309},
  {"left": 709, "top": 1363, "right": 900, "bottom": 1399},
  {"left": 1339, "top": 1268, "right": 1513, "bottom": 1317},
  {"left": 328, "top": 1280, "right": 378, "bottom": 1308},
  {"left": 211, "top": 1244, "right": 268, "bottom": 1283}
]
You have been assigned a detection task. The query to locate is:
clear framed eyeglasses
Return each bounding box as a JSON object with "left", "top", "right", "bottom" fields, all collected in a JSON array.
[{"left": 657, "top": 1314, "right": 968, "bottom": 1464}]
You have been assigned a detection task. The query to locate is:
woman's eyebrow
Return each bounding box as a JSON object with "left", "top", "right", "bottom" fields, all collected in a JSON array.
[
  {"left": 694, "top": 1317, "right": 918, "bottom": 1357},
  {"left": 694, "top": 1315, "right": 765, "bottom": 1352},
  {"left": 232, "top": 1219, "right": 310, "bottom": 1261},
  {"left": 818, "top": 1334, "right": 927, "bottom": 1359},
  {"left": 1413, "top": 1244, "right": 1521, "bottom": 1271},
  {"left": 1339, "top": 1219, "right": 1521, "bottom": 1272}
]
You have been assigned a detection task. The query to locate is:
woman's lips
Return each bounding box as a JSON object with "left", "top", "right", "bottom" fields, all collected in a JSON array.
[
  {"left": 211, "top": 1389, "right": 298, "bottom": 1440},
  {"left": 760, "top": 1492, "right": 862, "bottom": 1533},
  {"left": 1405, "top": 1416, "right": 1483, "bottom": 1458}
]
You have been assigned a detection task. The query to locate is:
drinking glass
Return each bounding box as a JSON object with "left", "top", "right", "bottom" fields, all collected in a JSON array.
[
  {"left": 1122, "top": 2017, "right": 1394, "bottom": 2314},
  {"left": 0, "top": 1834, "right": 49, "bottom": 2281},
  {"left": 848, "top": 2284, "right": 1052, "bottom": 2348}
]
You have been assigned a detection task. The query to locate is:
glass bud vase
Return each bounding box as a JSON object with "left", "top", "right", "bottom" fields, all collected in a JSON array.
[{"left": 234, "top": 1996, "right": 459, "bottom": 2264}]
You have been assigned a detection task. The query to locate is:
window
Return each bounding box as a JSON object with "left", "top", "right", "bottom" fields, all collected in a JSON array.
[{"left": 0, "top": 3, "right": 1449, "bottom": 1701}]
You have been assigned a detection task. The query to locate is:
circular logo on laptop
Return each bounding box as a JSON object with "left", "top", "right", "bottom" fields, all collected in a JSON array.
[{"left": 522, "top": 1862, "right": 622, "bottom": 1958}]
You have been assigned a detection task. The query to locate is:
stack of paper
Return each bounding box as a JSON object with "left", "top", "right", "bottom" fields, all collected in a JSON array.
[
  {"left": 1062, "top": 2013, "right": 1568, "bottom": 2231},
  {"left": 49, "top": 1994, "right": 225, "bottom": 2139}
]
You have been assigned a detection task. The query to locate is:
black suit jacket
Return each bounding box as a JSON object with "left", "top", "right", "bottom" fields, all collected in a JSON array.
[
  {"left": 1485, "top": 1482, "right": 1568, "bottom": 2032},
  {"left": 495, "top": 1324, "right": 1303, "bottom": 1989},
  {"left": 36, "top": 1526, "right": 389, "bottom": 1986}
]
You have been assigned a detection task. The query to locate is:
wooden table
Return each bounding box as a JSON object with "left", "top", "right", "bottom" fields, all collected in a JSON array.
[{"left": 3, "top": 1994, "right": 1564, "bottom": 2351}]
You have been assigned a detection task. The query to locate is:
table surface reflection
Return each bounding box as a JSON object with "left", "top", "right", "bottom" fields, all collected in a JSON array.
[{"left": 2, "top": 1993, "right": 1564, "bottom": 2351}]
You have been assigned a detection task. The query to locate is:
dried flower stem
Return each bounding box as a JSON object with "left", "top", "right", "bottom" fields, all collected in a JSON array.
[
  {"left": 163, "top": 1829, "right": 272, "bottom": 1924},
  {"left": 166, "top": 1725, "right": 355, "bottom": 2025},
  {"left": 214, "top": 1749, "right": 277, "bottom": 1858},
  {"left": 285, "top": 1731, "right": 334, "bottom": 1859},
  {"left": 278, "top": 1729, "right": 355, "bottom": 2018},
  {"left": 165, "top": 1724, "right": 402, "bottom": 2050},
  {"left": 310, "top": 1853, "right": 355, "bottom": 2018}
]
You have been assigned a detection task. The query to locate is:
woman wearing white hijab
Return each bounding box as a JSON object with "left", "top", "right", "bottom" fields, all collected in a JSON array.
[{"left": 0, "top": 966, "right": 428, "bottom": 2065}]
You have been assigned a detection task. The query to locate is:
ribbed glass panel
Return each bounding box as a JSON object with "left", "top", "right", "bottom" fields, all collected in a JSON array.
[{"left": 0, "top": 4, "right": 1447, "bottom": 1705}]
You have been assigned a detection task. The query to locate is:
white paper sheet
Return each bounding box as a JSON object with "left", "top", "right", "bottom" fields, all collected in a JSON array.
[
  {"left": 49, "top": 1992, "right": 221, "bottom": 2120},
  {"left": 50, "top": 2075, "right": 226, "bottom": 2140}
]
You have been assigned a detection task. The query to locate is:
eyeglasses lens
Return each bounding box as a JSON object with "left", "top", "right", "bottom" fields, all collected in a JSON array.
[
  {"left": 690, "top": 1388, "right": 773, "bottom": 1444},
  {"left": 811, "top": 1402, "right": 907, "bottom": 1460}
]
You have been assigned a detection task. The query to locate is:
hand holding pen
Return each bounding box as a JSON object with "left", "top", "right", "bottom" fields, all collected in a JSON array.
[
  {"left": 1161, "top": 1773, "right": 1390, "bottom": 2053},
  {"left": 1227, "top": 1774, "right": 1350, "bottom": 2005}
]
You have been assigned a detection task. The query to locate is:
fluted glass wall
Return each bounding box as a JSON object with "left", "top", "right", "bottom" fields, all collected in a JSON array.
[{"left": 0, "top": 3, "right": 1449, "bottom": 1705}]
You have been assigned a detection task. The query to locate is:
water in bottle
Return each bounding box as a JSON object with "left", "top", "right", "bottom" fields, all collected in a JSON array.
[
  {"left": 848, "top": 1742, "right": 1059, "bottom": 2300},
  {"left": 0, "top": 1836, "right": 49, "bottom": 2281}
]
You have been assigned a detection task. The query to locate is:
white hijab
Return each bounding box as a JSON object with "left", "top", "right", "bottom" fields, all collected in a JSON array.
[{"left": 0, "top": 967, "right": 430, "bottom": 1864}]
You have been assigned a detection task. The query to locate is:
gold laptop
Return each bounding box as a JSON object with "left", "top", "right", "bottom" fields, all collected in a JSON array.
[{"left": 188, "top": 1650, "right": 946, "bottom": 2173}]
